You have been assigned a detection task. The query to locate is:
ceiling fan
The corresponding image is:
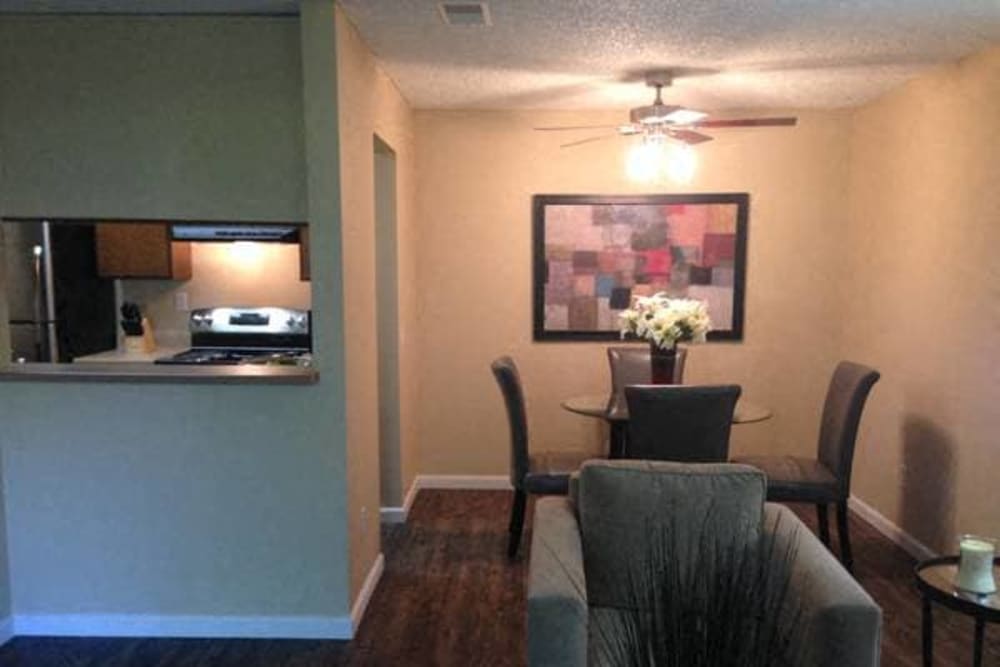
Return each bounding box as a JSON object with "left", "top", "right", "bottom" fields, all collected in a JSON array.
[{"left": 534, "top": 70, "right": 797, "bottom": 148}]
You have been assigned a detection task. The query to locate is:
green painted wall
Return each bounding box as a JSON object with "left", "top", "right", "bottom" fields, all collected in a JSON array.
[
  {"left": 0, "top": 384, "right": 346, "bottom": 617},
  {"left": 0, "top": 8, "right": 351, "bottom": 628},
  {"left": 0, "top": 16, "right": 307, "bottom": 221}
]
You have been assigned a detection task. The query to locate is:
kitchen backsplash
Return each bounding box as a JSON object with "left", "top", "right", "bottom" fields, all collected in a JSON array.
[{"left": 121, "top": 243, "right": 311, "bottom": 348}]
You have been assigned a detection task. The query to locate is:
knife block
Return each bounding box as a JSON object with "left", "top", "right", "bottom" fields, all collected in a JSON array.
[{"left": 123, "top": 317, "right": 157, "bottom": 354}]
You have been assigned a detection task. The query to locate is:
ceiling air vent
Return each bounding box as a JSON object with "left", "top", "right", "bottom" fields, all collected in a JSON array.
[{"left": 438, "top": 2, "right": 491, "bottom": 27}]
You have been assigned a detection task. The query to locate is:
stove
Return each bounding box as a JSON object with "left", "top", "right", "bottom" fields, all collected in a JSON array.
[{"left": 154, "top": 307, "right": 311, "bottom": 366}]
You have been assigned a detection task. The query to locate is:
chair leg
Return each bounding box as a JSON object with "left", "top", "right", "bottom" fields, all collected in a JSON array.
[
  {"left": 507, "top": 490, "right": 527, "bottom": 559},
  {"left": 816, "top": 503, "right": 831, "bottom": 547},
  {"left": 836, "top": 500, "right": 854, "bottom": 574}
]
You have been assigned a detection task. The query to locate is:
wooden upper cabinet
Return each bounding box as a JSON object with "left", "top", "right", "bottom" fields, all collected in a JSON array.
[
  {"left": 95, "top": 223, "right": 192, "bottom": 280},
  {"left": 299, "top": 226, "right": 310, "bottom": 281}
]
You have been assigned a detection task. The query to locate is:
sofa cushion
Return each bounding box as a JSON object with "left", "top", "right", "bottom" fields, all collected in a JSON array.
[{"left": 576, "top": 460, "right": 766, "bottom": 609}]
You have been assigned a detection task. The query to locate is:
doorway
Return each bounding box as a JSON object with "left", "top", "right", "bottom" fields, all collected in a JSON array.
[{"left": 374, "top": 136, "right": 402, "bottom": 508}]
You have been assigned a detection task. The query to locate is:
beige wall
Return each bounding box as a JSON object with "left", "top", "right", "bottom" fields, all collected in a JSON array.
[
  {"left": 335, "top": 6, "right": 418, "bottom": 602},
  {"left": 413, "top": 109, "right": 853, "bottom": 476},
  {"left": 376, "top": 69, "right": 420, "bottom": 512},
  {"left": 843, "top": 47, "right": 1000, "bottom": 552},
  {"left": 123, "top": 242, "right": 312, "bottom": 348}
]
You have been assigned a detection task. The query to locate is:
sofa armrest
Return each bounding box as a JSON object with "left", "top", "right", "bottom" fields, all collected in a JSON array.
[
  {"left": 527, "top": 497, "right": 588, "bottom": 667},
  {"left": 765, "top": 503, "right": 882, "bottom": 667}
]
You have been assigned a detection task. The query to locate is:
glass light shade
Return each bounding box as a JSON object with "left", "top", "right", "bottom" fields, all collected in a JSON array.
[
  {"left": 626, "top": 139, "right": 664, "bottom": 182},
  {"left": 626, "top": 137, "right": 698, "bottom": 184},
  {"left": 665, "top": 143, "right": 697, "bottom": 184}
]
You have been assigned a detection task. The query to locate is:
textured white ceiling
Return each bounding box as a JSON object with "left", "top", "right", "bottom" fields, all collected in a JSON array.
[
  {"left": 339, "top": 0, "right": 1000, "bottom": 110},
  {"left": 0, "top": 0, "right": 297, "bottom": 14}
]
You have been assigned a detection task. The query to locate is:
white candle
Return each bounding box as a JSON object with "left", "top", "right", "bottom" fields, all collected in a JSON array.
[{"left": 957, "top": 535, "right": 996, "bottom": 594}]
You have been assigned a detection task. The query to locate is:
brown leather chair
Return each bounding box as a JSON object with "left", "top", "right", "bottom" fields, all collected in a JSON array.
[
  {"left": 623, "top": 384, "right": 741, "bottom": 462},
  {"left": 734, "top": 361, "right": 880, "bottom": 573},
  {"left": 491, "top": 356, "right": 594, "bottom": 559}
]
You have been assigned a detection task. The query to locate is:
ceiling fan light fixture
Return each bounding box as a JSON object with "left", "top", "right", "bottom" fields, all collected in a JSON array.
[
  {"left": 626, "top": 135, "right": 697, "bottom": 184},
  {"left": 626, "top": 141, "right": 660, "bottom": 183},
  {"left": 630, "top": 104, "right": 681, "bottom": 125},
  {"left": 665, "top": 143, "right": 697, "bottom": 184}
]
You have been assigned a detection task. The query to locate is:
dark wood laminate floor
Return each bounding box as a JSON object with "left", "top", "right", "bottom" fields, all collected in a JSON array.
[{"left": 0, "top": 490, "right": 996, "bottom": 666}]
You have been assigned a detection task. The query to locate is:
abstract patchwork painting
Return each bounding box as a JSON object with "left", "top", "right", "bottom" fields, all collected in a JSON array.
[{"left": 532, "top": 194, "right": 748, "bottom": 341}]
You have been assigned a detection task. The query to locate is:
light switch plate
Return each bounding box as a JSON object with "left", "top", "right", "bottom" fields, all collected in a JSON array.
[{"left": 174, "top": 291, "right": 189, "bottom": 312}]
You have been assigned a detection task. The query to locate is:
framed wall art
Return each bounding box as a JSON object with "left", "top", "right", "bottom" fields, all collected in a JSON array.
[{"left": 532, "top": 193, "right": 748, "bottom": 342}]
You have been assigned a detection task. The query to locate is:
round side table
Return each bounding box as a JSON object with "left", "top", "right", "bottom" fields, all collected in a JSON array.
[{"left": 914, "top": 556, "right": 1000, "bottom": 667}]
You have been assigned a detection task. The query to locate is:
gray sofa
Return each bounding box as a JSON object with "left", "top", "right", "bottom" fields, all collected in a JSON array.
[{"left": 527, "top": 460, "right": 881, "bottom": 666}]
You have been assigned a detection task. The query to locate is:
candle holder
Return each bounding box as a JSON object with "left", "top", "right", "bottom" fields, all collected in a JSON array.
[{"left": 956, "top": 534, "right": 996, "bottom": 594}]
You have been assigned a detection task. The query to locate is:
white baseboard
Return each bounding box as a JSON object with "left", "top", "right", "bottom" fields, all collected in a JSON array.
[
  {"left": 381, "top": 475, "right": 512, "bottom": 523},
  {"left": 849, "top": 494, "right": 937, "bottom": 561},
  {"left": 415, "top": 474, "right": 512, "bottom": 490},
  {"left": 0, "top": 616, "right": 13, "bottom": 646},
  {"left": 12, "top": 613, "right": 353, "bottom": 639},
  {"left": 8, "top": 556, "right": 388, "bottom": 642},
  {"left": 350, "top": 552, "right": 384, "bottom": 632},
  {"left": 380, "top": 480, "right": 419, "bottom": 524}
]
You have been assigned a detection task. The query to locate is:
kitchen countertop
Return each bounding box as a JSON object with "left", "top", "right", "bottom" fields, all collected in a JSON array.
[
  {"left": 0, "top": 362, "right": 319, "bottom": 385},
  {"left": 73, "top": 347, "right": 186, "bottom": 363}
]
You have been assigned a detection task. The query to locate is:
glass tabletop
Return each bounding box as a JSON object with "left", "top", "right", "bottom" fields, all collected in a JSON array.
[
  {"left": 916, "top": 557, "right": 1000, "bottom": 616},
  {"left": 561, "top": 393, "right": 772, "bottom": 424}
]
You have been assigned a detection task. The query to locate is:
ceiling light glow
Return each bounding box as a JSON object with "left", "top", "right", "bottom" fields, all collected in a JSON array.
[
  {"left": 626, "top": 137, "right": 698, "bottom": 184},
  {"left": 626, "top": 138, "right": 664, "bottom": 183},
  {"left": 665, "top": 143, "right": 697, "bottom": 184},
  {"left": 227, "top": 241, "right": 263, "bottom": 264}
]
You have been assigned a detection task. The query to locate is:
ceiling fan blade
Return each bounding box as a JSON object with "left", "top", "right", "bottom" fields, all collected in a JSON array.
[
  {"left": 670, "top": 129, "right": 714, "bottom": 145},
  {"left": 560, "top": 134, "right": 619, "bottom": 148},
  {"left": 534, "top": 124, "right": 620, "bottom": 131},
  {"left": 698, "top": 117, "right": 798, "bottom": 128}
]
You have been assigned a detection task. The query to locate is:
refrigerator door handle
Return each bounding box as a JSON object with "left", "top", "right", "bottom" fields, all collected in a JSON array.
[{"left": 41, "top": 221, "right": 59, "bottom": 362}]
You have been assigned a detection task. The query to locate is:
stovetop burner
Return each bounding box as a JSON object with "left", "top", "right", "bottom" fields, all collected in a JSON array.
[
  {"left": 155, "top": 348, "right": 310, "bottom": 366},
  {"left": 152, "top": 306, "right": 311, "bottom": 366}
]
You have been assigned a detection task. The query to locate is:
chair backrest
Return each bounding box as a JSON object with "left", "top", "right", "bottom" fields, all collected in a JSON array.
[
  {"left": 490, "top": 356, "right": 529, "bottom": 489},
  {"left": 607, "top": 346, "right": 687, "bottom": 411},
  {"left": 624, "top": 384, "right": 741, "bottom": 462},
  {"left": 576, "top": 460, "right": 766, "bottom": 609},
  {"left": 817, "top": 361, "right": 880, "bottom": 496}
]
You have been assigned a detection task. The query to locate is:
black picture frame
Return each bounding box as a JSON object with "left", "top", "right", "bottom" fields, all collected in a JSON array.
[{"left": 532, "top": 193, "right": 748, "bottom": 342}]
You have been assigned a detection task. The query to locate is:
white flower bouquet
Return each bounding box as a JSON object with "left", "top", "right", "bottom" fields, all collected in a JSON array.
[{"left": 619, "top": 293, "right": 712, "bottom": 350}]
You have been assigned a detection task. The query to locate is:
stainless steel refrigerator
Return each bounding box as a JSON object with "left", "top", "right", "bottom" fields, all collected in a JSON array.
[{"left": 4, "top": 220, "right": 116, "bottom": 362}]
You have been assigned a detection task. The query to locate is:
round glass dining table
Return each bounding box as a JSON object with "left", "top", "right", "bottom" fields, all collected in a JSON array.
[{"left": 561, "top": 393, "right": 772, "bottom": 458}]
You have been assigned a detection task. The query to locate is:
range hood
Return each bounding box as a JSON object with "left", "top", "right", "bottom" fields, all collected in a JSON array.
[{"left": 171, "top": 224, "right": 300, "bottom": 242}]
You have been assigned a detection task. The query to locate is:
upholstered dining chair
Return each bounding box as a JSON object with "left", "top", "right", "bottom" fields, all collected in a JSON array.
[
  {"left": 623, "top": 384, "right": 741, "bottom": 462},
  {"left": 607, "top": 346, "right": 687, "bottom": 411},
  {"left": 734, "top": 361, "right": 880, "bottom": 573},
  {"left": 491, "top": 356, "right": 595, "bottom": 559}
]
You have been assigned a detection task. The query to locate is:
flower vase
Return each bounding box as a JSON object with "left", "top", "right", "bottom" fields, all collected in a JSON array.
[{"left": 649, "top": 342, "right": 677, "bottom": 385}]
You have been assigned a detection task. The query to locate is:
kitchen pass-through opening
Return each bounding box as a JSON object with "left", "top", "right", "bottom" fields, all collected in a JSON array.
[{"left": 0, "top": 218, "right": 312, "bottom": 365}]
